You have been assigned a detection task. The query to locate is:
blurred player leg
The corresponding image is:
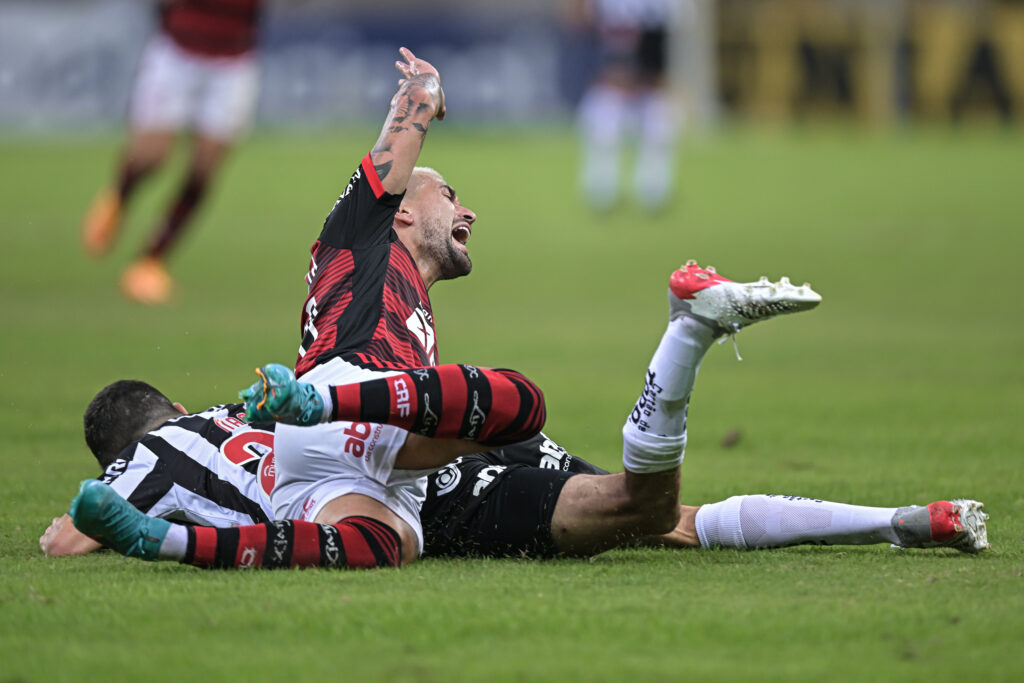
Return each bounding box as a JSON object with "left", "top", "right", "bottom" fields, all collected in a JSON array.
[
  {"left": 81, "top": 131, "right": 176, "bottom": 258},
  {"left": 82, "top": 33, "right": 193, "bottom": 259},
  {"left": 632, "top": 90, "right": 677, "bottom": 212},
  {"left": 120, "top": 46, "right": 257, "bottom": 305},
  {"left": 578, "top": 84, "right": 628, "bottom": 211}
]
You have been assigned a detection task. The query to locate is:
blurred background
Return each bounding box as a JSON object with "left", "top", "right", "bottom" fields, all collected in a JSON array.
[{"left": 2, "top": 0, "right": 1023, "bottom": 132}]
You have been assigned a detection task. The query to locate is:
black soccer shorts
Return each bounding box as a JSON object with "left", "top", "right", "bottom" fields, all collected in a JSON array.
[{"left": 420, "top": 433, "right": 608, "bottom": 559}]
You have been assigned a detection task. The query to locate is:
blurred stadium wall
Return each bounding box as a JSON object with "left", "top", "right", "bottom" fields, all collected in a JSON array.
[{"left": 1, "top": 0, "right": 1021, "bottom": 133}]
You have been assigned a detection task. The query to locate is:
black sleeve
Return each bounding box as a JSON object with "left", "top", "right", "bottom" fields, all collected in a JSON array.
[{"left": 319, "top": 153, "right": 404, "bottom": 250}]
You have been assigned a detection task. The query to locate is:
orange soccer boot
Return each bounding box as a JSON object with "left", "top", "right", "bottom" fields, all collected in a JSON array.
[
  {"left": 120, "top": 257, "right": 174, "bottom": 305},
  {"left": 81, "top": 189, "right": 123, "bottom": 257}
]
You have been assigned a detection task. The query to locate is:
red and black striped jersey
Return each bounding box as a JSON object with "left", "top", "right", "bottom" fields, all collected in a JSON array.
[
  {"left": 159, "top": 0, "right": 262, "bottom": 58},
  {"left": 295, "top": 154, "right": 439, "bottom": 377}
]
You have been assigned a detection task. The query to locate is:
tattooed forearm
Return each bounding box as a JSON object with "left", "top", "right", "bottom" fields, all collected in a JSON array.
[{"left": 368, "top": 72, "right": 445, "bottom": 194}]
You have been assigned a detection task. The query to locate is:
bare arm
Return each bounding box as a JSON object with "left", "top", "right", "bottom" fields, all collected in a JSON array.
[
  {"left": 370, "top": 47, "right": 446, "bottom": 195},
  {"left": 40, "top": 513, "right": 103, "bottom": 556}
]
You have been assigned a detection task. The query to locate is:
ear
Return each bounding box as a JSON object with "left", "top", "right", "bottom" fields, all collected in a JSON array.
[
  {"left": 172, "top": 402, "right": 187, "bottom": 415},
  {"left": 393, "top": 207, "right": 415, "bottom": 230}
]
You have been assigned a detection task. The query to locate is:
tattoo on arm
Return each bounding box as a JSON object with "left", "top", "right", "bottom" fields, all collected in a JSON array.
[
  {"left": 369, "top": 73, "right": 443, "bottom": 193},
  {"left": 374, "top": 160, "right": 393, "bottom": 181}
]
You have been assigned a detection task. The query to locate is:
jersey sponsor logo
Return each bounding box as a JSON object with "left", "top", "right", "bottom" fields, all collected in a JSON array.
[
  {"left": 405, "top": 305, "right": 436, "bottom": 362},
  {"left": 258, "top": 453, "right": 276, "bottom": 499},
  {"left": 472, "top": 465, "right": 506, "bottom": 497},
  {"left": 100, "top": 458, "right": 129, "bottom": 484},
  {"left": 392, "top": 377, "right": 411, "bottom": 417},
  {"left": 432, "top": 458, "right": 464, "bottom": 497},
  {"left": 215, "top": 415, "right": 248, "bottom": 433},
  {"left": 220, "top": 430, "right": 274, "bottom": 467},
  {"left": 341, "top": 421, "right": 382, "bottom": 458},
  {"left": 538, "top": 439, "right": 573, "bottom": 471}
]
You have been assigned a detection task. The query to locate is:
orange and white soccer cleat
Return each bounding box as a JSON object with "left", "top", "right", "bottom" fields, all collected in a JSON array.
[
  {"left": 81, "top": 188, "right": 123, "bottom": 257},
  {"left": 668, "top": 260, "right": 822, "bottom": 336},
  {"left": 120, "top": 257, "right": 174, "bottom": 305},
  {"left": 891, "top": 499, "right": 990, "bottom": 553}
]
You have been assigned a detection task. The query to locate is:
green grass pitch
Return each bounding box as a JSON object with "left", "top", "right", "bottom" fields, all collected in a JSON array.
[{"left": 0, "top": 125, "right": 1021, "bottom": 681}]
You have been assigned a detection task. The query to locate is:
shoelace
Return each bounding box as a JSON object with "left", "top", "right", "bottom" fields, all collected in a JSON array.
[{"left": 717, "top": 322, "right": 744, "bottom": 361}]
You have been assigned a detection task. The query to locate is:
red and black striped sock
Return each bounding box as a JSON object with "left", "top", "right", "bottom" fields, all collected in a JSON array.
[
  {"left": 182, "top": 516, "right": 402, "bottom": 570},
  {"left": 329, "top": 365, "right": 546, "bottom": 446}
]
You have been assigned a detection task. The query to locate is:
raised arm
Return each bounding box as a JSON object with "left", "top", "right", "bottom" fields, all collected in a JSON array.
[{"left": 370, "top": 47, "right": 446, "bottom": 196}]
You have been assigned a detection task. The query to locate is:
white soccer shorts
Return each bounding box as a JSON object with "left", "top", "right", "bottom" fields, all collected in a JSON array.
[
  {"left": 271, "top": 358, "right": 436, "bottom": 555},
  {"left": 129, "top": 33, "right": 259, "bottom": 141}
]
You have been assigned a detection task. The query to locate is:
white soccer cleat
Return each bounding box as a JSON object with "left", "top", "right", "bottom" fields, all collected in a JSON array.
[
  {"left": 668, "top": 260, "right": 822, "bottom": 336},
  {"left": 891, "top": 499, "right": 990, "bottom": 554}
]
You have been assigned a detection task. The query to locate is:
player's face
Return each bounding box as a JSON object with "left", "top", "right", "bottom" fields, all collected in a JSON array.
[{"left": 409, "top": 171, "right": 476, "bottom": 281}]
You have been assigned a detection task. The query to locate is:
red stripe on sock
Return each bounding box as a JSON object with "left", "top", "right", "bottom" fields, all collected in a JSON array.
[
  {"left": 289, "top": 521, "right": 323, "bottom": 568},
  {"left": 192, "top": 526, "right": 219, "bottom": 568},
  {"left": 332, "top": 384, "right": 361, "bottom": 422},
  {"left": 482, "top": 371, "right": 522, "bottom": 442},
  {"left": 234, "top": 525, "right": 267, "bottom": 569},
  {"left": 336, "top": 519, "right": 378, "bottom": 569},
  {"left": 356, "top": 518, "right": 401, "bottom": 567},
  {"left": 436, "top": 365, "right": 467, "bottom": 437}
]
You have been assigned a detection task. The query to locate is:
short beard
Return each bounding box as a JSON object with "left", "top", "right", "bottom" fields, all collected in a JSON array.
[
  {"left": 432, "top": 243, "right": 472, "bottom": 281},
  {"left": 421, "top": 218, "right": 472, "bottom": 281}
]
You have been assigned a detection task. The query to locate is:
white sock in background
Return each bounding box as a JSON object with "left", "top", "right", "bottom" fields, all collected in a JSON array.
[
  {"left": 578, "top": 85, "right": 628, "bottom": 211},
  {"left": 633, "top": 91, "right": 678, "bottom": 211}
]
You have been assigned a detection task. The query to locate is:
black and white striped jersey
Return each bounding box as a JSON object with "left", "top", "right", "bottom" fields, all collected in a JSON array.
[{"left": 98, "top": 403, "right": 275, "bottom": 527}]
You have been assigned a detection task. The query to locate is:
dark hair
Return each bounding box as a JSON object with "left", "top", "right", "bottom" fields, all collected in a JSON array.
[{"left": 83, "top": 380, "right": 178, "bottom": 468}]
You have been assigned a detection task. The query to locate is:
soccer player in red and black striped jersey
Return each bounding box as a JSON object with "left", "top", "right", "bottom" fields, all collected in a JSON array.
[
  {"left": 292, "top": 66, "right": 471, "bottom": 376},
  {"left": 81, "top": 0, "right": 263, "bottom": 304}
]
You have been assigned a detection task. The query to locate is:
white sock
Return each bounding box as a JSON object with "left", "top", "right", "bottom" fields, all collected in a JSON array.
[
  {"left": 621, "top": 316, "right": 715, "bottom": 474},
  {"left": 695, "top": 495, "right": 900, "bottom": 549},
  {"left": 578, "top": 85, "right": 627, "bottom": 210},
  {"left": 315, "top": 384, "right": 333, "bottom": 422},
  {"left": 157, "top": 523, "right": 189, "bottom": 560},
  {"left": 633, "top": 92, "right": 678, "bottom": 211}
]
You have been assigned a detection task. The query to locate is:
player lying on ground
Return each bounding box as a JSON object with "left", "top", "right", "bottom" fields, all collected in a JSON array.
[{"left": 54, "top": 263, "right": 989, "bottom": 565}]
